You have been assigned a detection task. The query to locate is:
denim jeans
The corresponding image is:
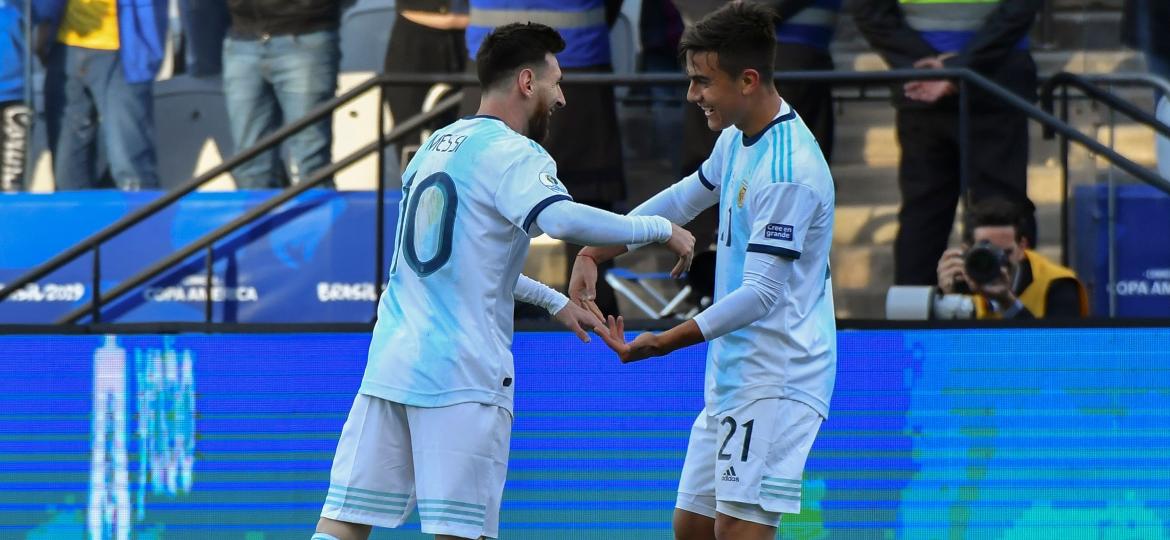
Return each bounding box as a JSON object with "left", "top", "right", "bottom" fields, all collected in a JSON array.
[
  {"left": 222, "top": 30, "right": 339, "bottom": 189},
  {"left": 43, "top": 45, "right": 160, "bottom": 191}
]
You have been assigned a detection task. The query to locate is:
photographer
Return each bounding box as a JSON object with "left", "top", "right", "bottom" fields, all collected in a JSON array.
[{"left": 937, "top": 198, "right": 1088, "bottom": 319}]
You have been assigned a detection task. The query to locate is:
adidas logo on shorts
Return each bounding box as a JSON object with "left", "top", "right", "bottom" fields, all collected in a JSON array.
[{"left": 721, "top": 466, "right": 739, "bottom": 483}]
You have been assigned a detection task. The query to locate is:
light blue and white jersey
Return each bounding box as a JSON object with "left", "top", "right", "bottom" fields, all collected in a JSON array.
[
  {"left": 689, "top": 102, "right": 837, "bottom": 418},
  {"left": 360, "top": 116, "right": 571, "bottom": 412}
]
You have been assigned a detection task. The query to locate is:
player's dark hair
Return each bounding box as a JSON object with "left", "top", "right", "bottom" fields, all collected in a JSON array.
[
  {"left": 678, "top": 2, "right": 777, "bottom": 83},
  {"left": 476, "top": 22, "right": 566, "bottom": 90},
  {"left": 964, "top": 198, "right": 1025, "bottom": 243}
]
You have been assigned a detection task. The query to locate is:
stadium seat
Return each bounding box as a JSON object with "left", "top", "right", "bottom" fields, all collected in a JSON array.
[
  {"left": 152, "top": 76, "right": 235, "bottom": 191},
  {"left": 333, "top": 72, "right": 400, "bottom": 190}
]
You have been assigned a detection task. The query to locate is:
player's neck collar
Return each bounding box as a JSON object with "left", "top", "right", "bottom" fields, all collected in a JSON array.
[
  {"left": 741, "top": 100, "right": 795, "bottom": 148},
  {"left": 464, "top": 114, "right": 505, "bottom": 124}
]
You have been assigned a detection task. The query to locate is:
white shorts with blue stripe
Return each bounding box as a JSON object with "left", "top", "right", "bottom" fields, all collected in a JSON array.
[
  {"left": 321, "top": 394, "right": 512, "bottom": 538},
  {"left": 676, "top": 398, "right": 823, "bottom": 527}
]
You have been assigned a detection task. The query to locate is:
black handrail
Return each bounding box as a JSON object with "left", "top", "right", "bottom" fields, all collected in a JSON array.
[
  {"left": 1038, "top": 71, "right": 1170, "bottom": 266},
  {"left": 351, "top": 70, "right": 1169, "bottom": 196},
  {"left": 1040, "top": 72, "right": 1170, "bottom": 140},
  {"left": 10, "top": 68, "right": 1170, "bottom": 325},
  {"left": 56, "top": 94, "right": 463, "bottom": 324},
  {"left": 0, "top": 75, "right": 388, "bottom": 305}
]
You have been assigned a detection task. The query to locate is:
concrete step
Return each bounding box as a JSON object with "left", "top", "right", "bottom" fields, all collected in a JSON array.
[{"left": 834, "top": 49, "right": 1147, "bottom": 76}]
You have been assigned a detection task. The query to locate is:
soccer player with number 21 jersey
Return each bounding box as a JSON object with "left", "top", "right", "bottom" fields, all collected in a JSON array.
[{"left": 572, "top": 4, "right": 838, "bottom": 540}]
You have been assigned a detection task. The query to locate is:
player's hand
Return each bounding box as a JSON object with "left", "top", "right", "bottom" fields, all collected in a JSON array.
[
  {"left": 936, "top": 248, "right": 967, "bottom": 294},
  {"left": 553, "top": 301, "right": 609, "bottom": 343},
  {"left": 568, "top": 254, "right": 605, "bottom": 321},
  {"left": 599, "top": 315, "right": 664, "bottom": 363},
  {"left": 664, "top": 223, "right": 696, "bottom": 279}
]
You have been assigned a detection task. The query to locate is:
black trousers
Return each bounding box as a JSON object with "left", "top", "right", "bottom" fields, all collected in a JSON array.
[
  {"left": 383, "top": 13, "right": 467, "bottom": 152},
  {"left": 893, "top": 106, "right": 1037, "bottom": 285}
]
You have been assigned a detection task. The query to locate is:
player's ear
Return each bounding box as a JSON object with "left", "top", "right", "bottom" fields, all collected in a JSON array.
[
  {"left": 741, "top": 68, "right": 761, "bottom": 94},
  {"left": 518, "top": 67, "right": 536, "bottom": 97}
]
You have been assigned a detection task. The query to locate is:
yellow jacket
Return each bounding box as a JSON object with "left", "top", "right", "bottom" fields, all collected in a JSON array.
[{"left": 974, "top": 250, "right": 1089, "bottom": 319}]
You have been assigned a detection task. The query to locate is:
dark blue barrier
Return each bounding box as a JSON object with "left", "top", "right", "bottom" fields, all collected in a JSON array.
[
  {"left": 0, "top": 190, "right": 400, "bottom": 323},
  {"left": 1074, "top": 184, "right": 1170, "bottom": 317},
  {"left": 2, "top": 328, "right": 1169, "bottom": 538}
]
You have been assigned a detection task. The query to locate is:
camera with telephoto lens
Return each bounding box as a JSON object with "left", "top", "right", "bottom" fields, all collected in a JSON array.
[{"left": 963, "top": 240, "right": 1011, "bottom": 286}]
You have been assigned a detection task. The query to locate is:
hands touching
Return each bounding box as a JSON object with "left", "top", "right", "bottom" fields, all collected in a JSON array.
[
  {"left": 904, "top": 54, "right": 957, "bottom": 104},
  {"left": 567, "top": 221, "right": 697, "bottom": 362},
  {"left": 596, "top": 315, "right": 664, "bottom": 364},
  {"left": 552, "top": 301, "right": 609, "bottom": 343}
]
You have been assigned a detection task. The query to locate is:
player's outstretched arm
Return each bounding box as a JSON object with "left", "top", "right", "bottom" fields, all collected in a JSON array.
[
  {"left": 537, "top": 202, "right": 696, "bottom": 277},
  {"left": 599, "top": 315, "right": 704, "bottom": 363}
]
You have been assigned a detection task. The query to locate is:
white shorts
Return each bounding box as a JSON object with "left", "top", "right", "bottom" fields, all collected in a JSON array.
[
  {"left": 675, "top": 398, "right": 823, "bottom": 528},
  {"left": 321, "top": 394, "right": 512, "bottom": 539}
]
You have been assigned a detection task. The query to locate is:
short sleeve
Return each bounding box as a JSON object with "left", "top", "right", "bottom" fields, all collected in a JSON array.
[
  {"left": 493, "top": 153, "right": 573, "bottom": 237},
  {"left": 745, "top": 182, "right": 821, "bottom": 260}
]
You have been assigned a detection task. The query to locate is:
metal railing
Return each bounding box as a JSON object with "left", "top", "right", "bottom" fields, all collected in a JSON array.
[
  {"left": 1040, "top": 71, "right": 1170, "bottom": 315},
  {"left": 4, "top": 68, "right": 1167, "bottom": 326},
  {"left": 0, "top": 74, "right": 462, "bottom": 322}
]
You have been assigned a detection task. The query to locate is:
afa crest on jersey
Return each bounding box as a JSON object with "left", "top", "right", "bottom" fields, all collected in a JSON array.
[{"left": 539, "top": 173, "right": 568, "bottom": 194}]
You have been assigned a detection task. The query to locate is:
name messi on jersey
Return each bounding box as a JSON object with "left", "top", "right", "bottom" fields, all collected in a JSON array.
[{"left": 425, "top": 133, "right": 468, "bottom": 154}]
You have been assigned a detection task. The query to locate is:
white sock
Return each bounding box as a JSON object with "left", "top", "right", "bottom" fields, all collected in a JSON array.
[{"left": 311, "top": 534, "right": 340, "bottom": 540}]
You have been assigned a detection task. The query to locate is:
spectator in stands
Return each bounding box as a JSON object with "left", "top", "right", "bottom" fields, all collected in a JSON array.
[
  {"left": 677, "top": 0, "right": 842, "bottom": 173},
  {"left": 178, "top": 0, "right": 230, "bottom": 77},
  {"left": 1121, "top": 0, "right": 1170, "bottom": 179},
  {"left": 854, "top": 0, "right": 1042, "bottom": 286},
  {"left": 462, "top": 0, "right": 628, "bottom": 316},
  {"left": 0, "top": 0, "right": 31, "bottom": 192},
  {"left": 936, "top": 198, "right": 1087, "bottom": 319},
  {"left": 383, "top": 0, "right": 469, "bottom": 164},
  {"left": 223, "top": 0, "right": 341, "bottom": 189},
  {"left": 39, "top": 0, "right": 166, "bottom": 191}
]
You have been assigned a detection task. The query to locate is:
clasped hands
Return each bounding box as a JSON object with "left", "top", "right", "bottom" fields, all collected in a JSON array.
[
  {"left": 904, "top": 53, "right": 958, "bottom": 104},
  {"left": 555, "top": 224, "right": 695, "bottom": 363}
]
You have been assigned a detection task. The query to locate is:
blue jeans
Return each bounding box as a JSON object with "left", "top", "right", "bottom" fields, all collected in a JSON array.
[
  {"left": 222, "top": 30, "right": 339, "bottom": 189},
  {"left": 43, "top": 45, "right": 159, "bottom": 190}
]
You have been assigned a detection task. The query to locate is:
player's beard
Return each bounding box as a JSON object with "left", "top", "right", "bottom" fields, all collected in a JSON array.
[{"left": 527, "top": 100, "right": 553, "bottom": 143}]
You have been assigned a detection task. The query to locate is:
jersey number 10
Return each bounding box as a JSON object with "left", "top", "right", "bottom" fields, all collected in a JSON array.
[{"left": 391, "top": 172, "right": 459, "bottom": 277}]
